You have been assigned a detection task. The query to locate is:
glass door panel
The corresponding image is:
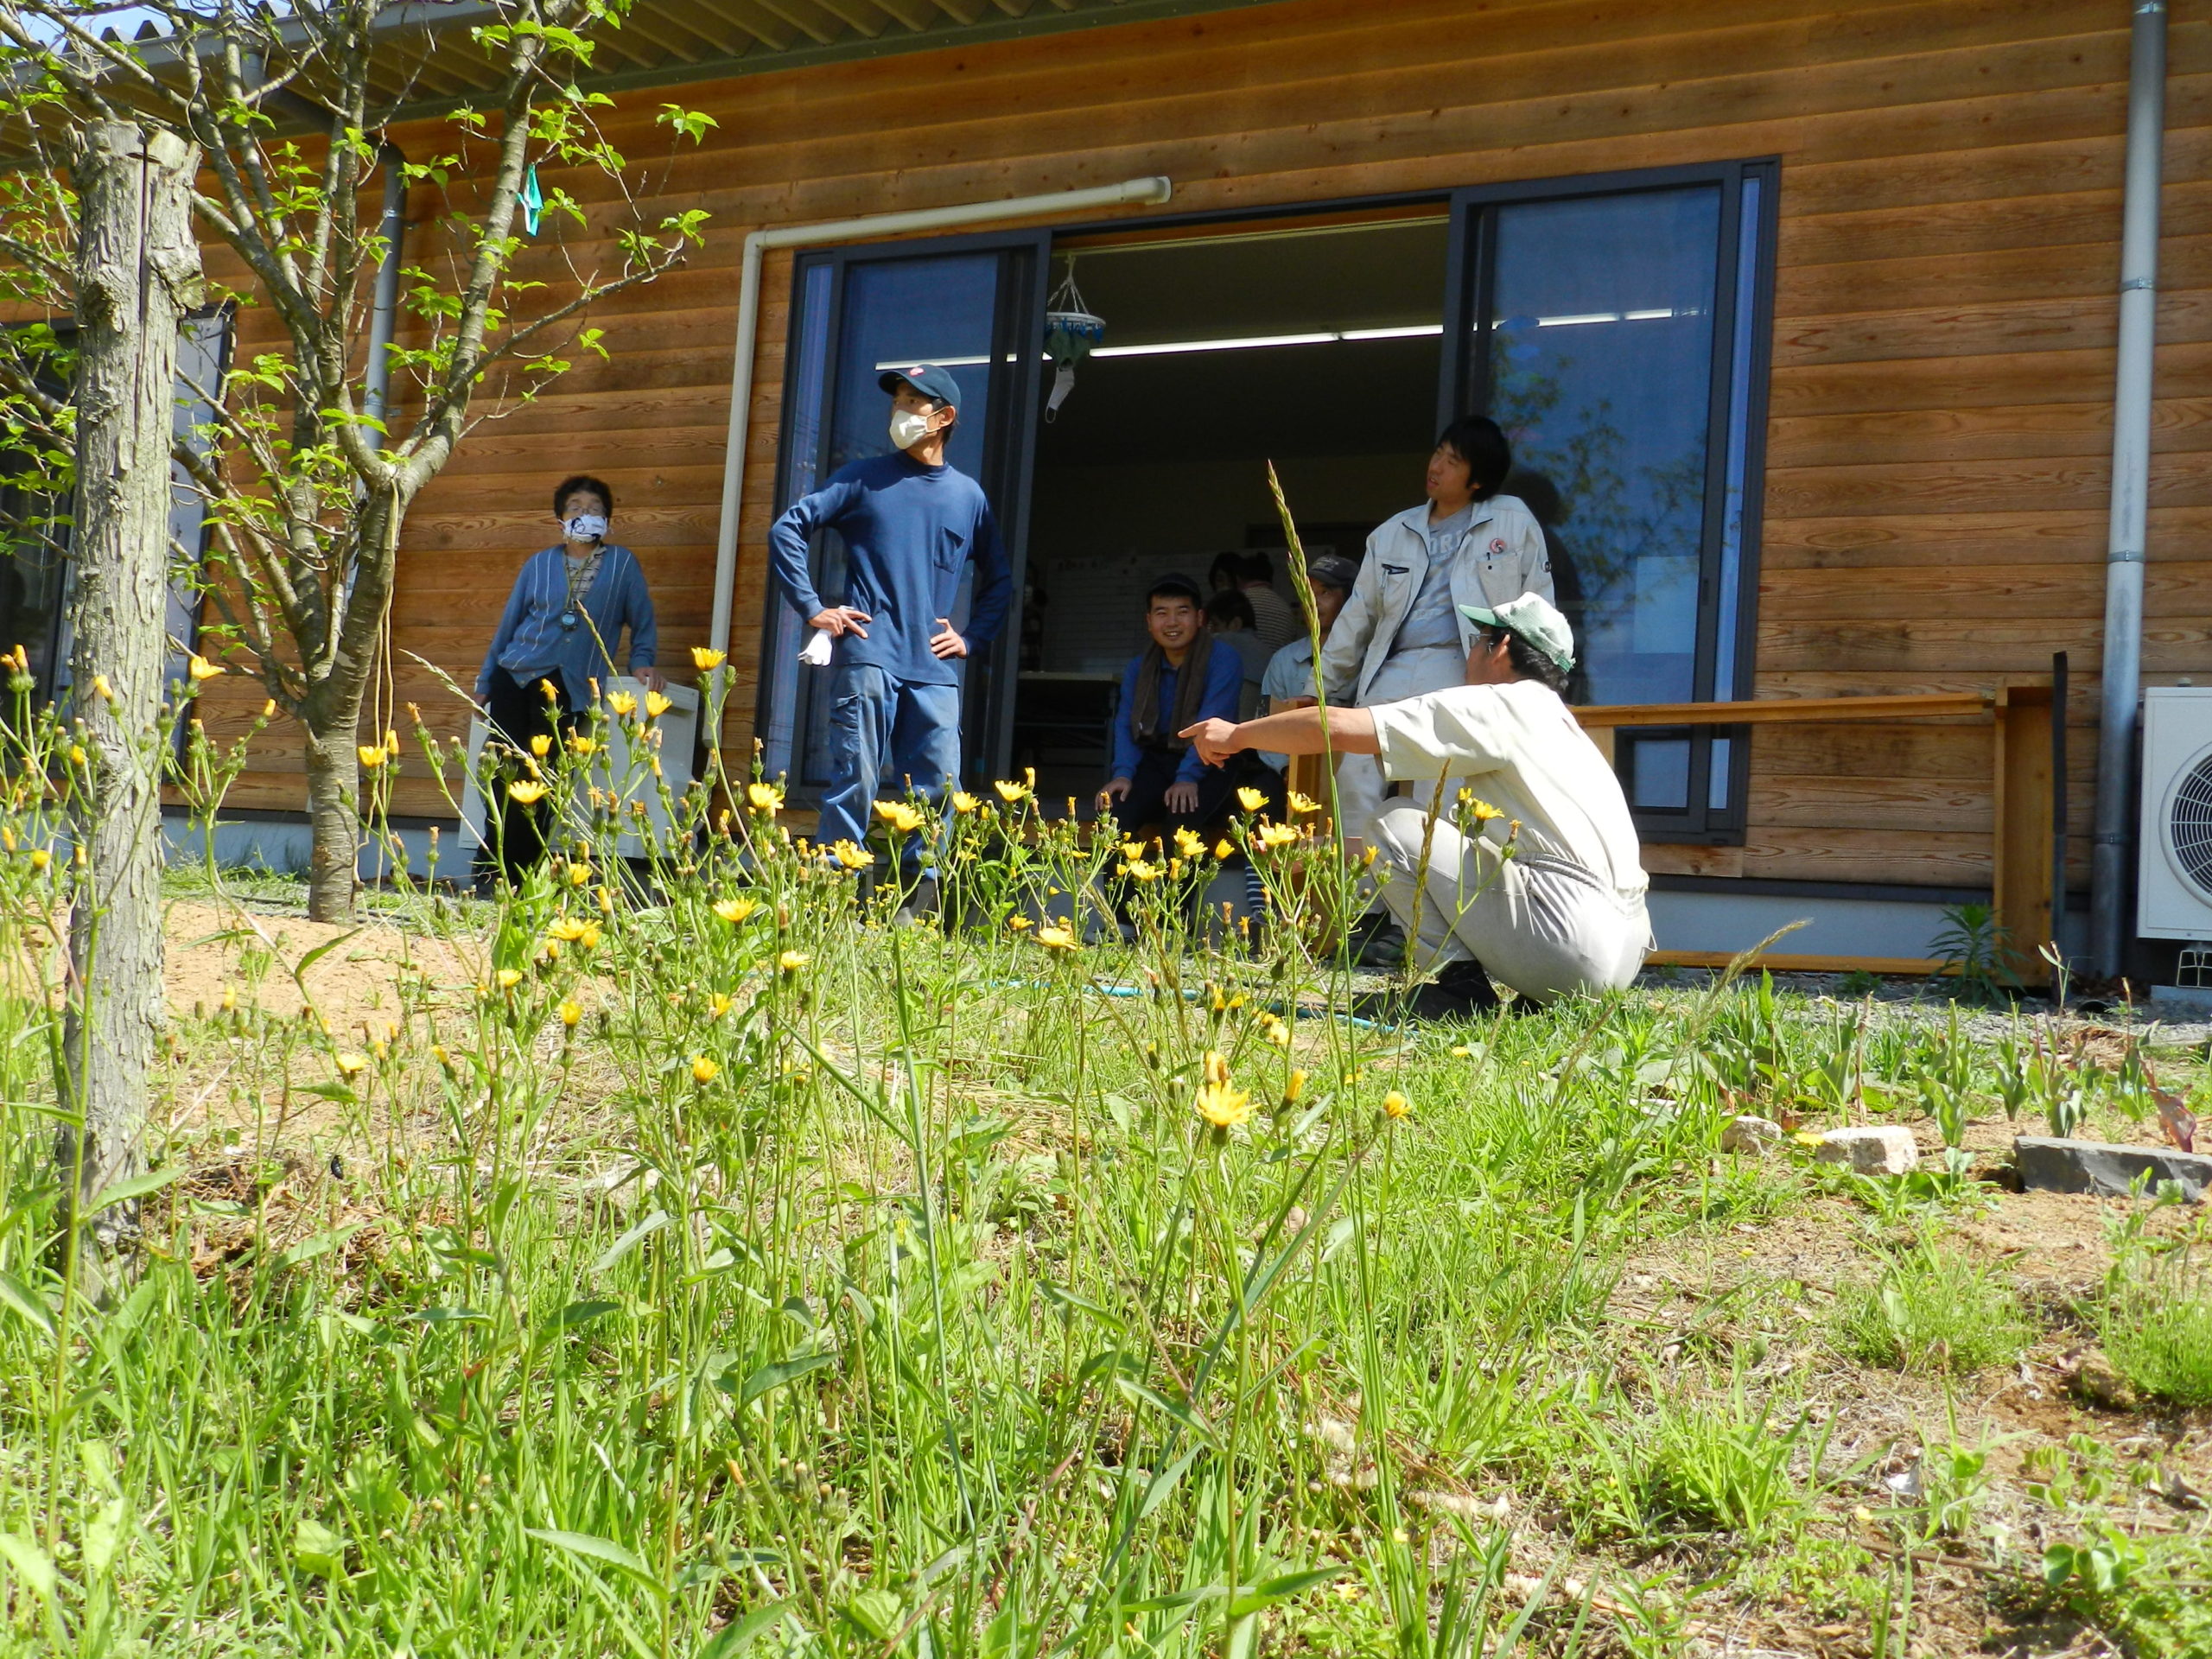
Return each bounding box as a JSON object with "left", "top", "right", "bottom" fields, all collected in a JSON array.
[{"left": 759, "top": 233, "right": 1045, "bottom": 798}]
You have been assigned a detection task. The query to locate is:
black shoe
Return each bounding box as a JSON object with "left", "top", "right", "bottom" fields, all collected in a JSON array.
[
  {"left": 1351, "top": 913, "right": 1407, "bottom": 969},
  {"left": 1407, "top": 959, "right": 1503, "bottom": 1021}
]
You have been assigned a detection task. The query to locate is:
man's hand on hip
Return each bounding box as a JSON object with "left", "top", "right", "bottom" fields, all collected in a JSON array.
[
  {"left": 810, "top": 606, "right": 872, "bottom": 639},
  {"left": 928, "top": 619, "right": 969, "bottom": 659}
]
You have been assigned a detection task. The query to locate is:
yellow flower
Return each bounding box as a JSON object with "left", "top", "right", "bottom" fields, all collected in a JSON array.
[
  {"left": 1467, "top": 798, "right": 1504, "bottom": 823},
  {"left": 1205, "top": 1050, "right": 1230, "bottom": 1086},
  {"left": 1006, "top": 914, "right": 1033, "bottom": 931},
  {"left": 1214, "top": 839, "right": 1235, "bottom": 860},
  {"left": 690, "top": 1054, "right": 721, "bottom": 1085},
  {"left": 712, "top": 897, "right": 759, "bottom": 925},
  {"left": 1122, "top": 859, "right": 1162, "bottom": 883},
  {"left": 89, "top": 674, "right": 113, "bottom": 702},
  {"left": 874, "top": 800, "right": 925, "bottom": 835},
  {"left": 1288, "top": 792, "right": 1321, "bottom": 816},
  {"left": 219, "top": 984, "right": 237, "bottom": 1014},
  {"left": 828, "top": 840, "right": 873, "bottom": 871},
  {"left": 746, "top": 781, "right": 782, "bottom": 816},
  {"left": 546, "top": 916, "right": 601, "bottom": 947},
  {"left": 1255, "top": 823, "right": 1300, "bottom": 851},
  {"left": 539, "top": 678, "right": 560, "bottom": 702},
  {"left": 951, "top": 791, "right": 980, "bottom": 815},
  {"left": 1383, "top": 1090, "right": 1411, "bottom": 1121},
  {"left": 67, "top": 744, "right": 86, "bottom": 766},
  {"left": 29, "top": 848, "right": 50, "bottom": 870},
  {"left": 1034, "top": 925, "right": 1076, "bottom": 952},
  {"left": 1118, "top": 840, "right": 1147, "bottom": 861},
  {"left": 690, "top": 645, "right": 727, "bottom": 671},
  {"left": 778, "top": 950, "right": 810, "bottom": 973},
  {"left": 709, "top": 991, "right": 734, "bottom": 1019},
  {"left": 568, "top": 861, "right": 592, "bottom": 887},
  {"left": 334, "top": 1051, "right": 368, "bottom": 1078},
  {"left": 261, "top": 698, "right": 276, "bottom": 718},
  {"left": 530, "top": 733, "right": 552, "bottom": 758},
  {"left": 1173, "top": 827, "right": 1205, "bottom": 858},
  {"left": 1260, "top": 1014, "right": 1291, "bottom": 1046},
  {"left": 638, "top": 690, "right": 667, "bottom": 718},
  {"left": 495, "top": 968, "right": 524, "bottom": 990},
  {"left": 508, "top": 780, "right": 547, "bottom": 805},
  {"left": 1283, "top": 1068, "right": 1307, "bottom": 1104},
  {"left": 432, "top": 1043, "right": 452, "bottom": 1067},
  {"left": 994, "top": 778, "right": 1030, "bottom": 804},
  {"left": 1450, "top": 1045, "right": 1472, "bottom": 1058},
  {"left": 606, "top": 690, "right": 638, "bottom": 717},
  {"left": 1236, "top": 786, "right": 1267, "bottom": 812},
  {"left": 568, "top": 734, "right": 598, "bottom": 756},
  {"left": 559, "top": 1000, "right": 582, "bottom": 1029},
  {"left": 1195, "top": 1080, "right": 1253, "bottom": 1129},
  {"left": 358, "top": 745, "right": 386, "bottom": 769},
  {"left": 187, "top": 654, "right": 224, "bottom": 682}
]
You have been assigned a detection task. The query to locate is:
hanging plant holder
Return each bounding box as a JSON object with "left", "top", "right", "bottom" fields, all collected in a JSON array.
[{"left": 1043, "top": 259, "right": 1105, "bottom": 421}]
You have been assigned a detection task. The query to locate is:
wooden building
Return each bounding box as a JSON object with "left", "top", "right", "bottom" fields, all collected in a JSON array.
[{"left": 143, "top": 0, "right": 2212, "bottom": 963}]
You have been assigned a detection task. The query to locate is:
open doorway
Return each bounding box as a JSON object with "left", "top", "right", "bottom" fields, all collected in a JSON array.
[{"left": 1013, "top": 213, "right": 1448, "bottom": 810}]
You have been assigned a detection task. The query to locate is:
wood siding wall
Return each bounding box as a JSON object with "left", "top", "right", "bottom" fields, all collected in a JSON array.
[{"left": 196, "top": 0, "right": 2209, "bottom": 897}]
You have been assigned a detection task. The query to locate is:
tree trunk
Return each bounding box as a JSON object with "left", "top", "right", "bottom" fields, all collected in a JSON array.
[
  {"left": 60, "top": 123, "right": 201, "bottom": 1297},
  {"left": 303, "top": 705, "right": 364, "bottom": 922}
]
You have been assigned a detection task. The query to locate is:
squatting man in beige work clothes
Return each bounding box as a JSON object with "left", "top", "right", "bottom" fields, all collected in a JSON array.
[{"left": 1182, "top": 593, "right": 1650, "bottom": 1019}]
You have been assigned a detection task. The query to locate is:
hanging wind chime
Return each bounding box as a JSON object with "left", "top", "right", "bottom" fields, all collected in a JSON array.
[{"left": 1042, "top": 257, "right": 1106, "bottom": 422}]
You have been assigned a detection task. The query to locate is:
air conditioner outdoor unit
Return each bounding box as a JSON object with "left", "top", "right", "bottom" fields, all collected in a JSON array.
[{"left": 2136, "top": 686, "right": 2212, "bottom": 940}]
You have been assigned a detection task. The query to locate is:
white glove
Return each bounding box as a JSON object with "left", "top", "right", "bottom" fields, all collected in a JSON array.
[{"left": 799, "top": 629, "right": 833, "bottom": 668}]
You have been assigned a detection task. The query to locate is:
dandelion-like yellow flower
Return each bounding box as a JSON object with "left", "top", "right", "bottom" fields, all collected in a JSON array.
[
  {"left": 559, "top": 1000, "right": 582, "bottom": 1029},
  {"left": 187, "top": 654, "right": 224, "bottom": 683},
  {"left": 1260, "top": 1014, "right": 1291, "bottom": 1047},
  {"left": 874, "top": 800, "right": 925, "bottom": 835},
  {"left": 994, "top": 778, "right": 1030, "bottom": 804},
  {"left": 496, "top": 968, "right": 524, "bottom": 990},
  {"left": 1195, "top": 1080, "right": 1252, "bottom": 1129},
  {"left": 568, "top": 734, "right": 598, "bottom": 757},
  {"left": 539, "top": 679, "right": 560, "bottom": 702},
  {"left": 568, "top": 861, "right": 592, "bottom": 887},
  {"left": 1288, "top": 791, "right": 1321, "bottom": 816},
  {"left": 89, "top": 674, "right": 113, "bottom": 702},
  {"left": 219, "top": 984, "right": 237, "bottom": 1014},
  {"left": 508, "top": 780, "right": 548, "bottom": 805},
  {"left": 547, "top": 916, "right": 601, "bottom": 948},
  {"left": 1255, "top": 823, "right": 1300, "bottom": 851},
  {"left": 1122, "top": 859, "right": 1162, "bottom": 883},
  {"left": 690, "top": 645, "right": 727, "bottom": 671},
  {"left": 432, "top": 1043, "right": 452, "bottom": 1067},
  {"left": 1118, "top": 840, "right": 1146, "bottom": 861},
  {"left": 334, "top": 1051, "right": 368, "bottom": 1078},
  {"left": 1034, "top": 925, "right": 1076, "bottom": 952},
  {"left": 1450, "top": 1045, "right": 1472, "bottom": 1058},
  {"left": 746, "top": 781, "right": 783, "bottom": 816},
  {"left": 29, "top": 848, "right": 50, "bottom": 871},
  {"left": 1284, "top": 1068, "right": 1307, "bottom": 1104},
  {"left": 1467, "top": 798, "right": 1504, "bottom": 823},
  {"left": 67, "top": 744, "right": 86, "bottom": 767},
  {"left": 645, "top": 690, "right": 672, "bottom": 718},
  {"left": 1173, "top": 827, "right": 1206, "bottom": 858},
  {"left": 709, "top": 991, "right": 734, "bottom": 1019},
  {"left": 606, "top": 691, "right": 638, "bottom": 717},
  {"left": 828, "top": 841, "right": 873, "bottom": 871},
  {"left": 1214, "top": 838, "right": 1235, "bottom": 860},
  {"left": 1236, "top": 786, "right": 1267, "bottom": 812},
  {"left": 1383, "top": 1090, "right": 1411, "bottom": 1121},
  {"left": 690, "top": 1055, "right": 721, "bottom": 1085},
  {"left": 951, "top": 791, "right": 980, "bottom": 815},
  {"left": 778, "top": 950, "right": 810, "bottom": 973},
  {"left": 529, "top": 733, "right": 552, "bottom": 758},
  {"left": 713, "top": 897, "right": 760, "bottom": 925}
]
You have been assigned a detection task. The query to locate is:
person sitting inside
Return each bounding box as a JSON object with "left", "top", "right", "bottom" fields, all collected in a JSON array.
[
  {"left": 1100, "top": 575, "right": 1247, "bottom": 839},
  {"left": 1236, "top": 550, "right": 1302, "bottom": 655},
  {"left": 1254, "top": 552, "right": 1358, "bottom": 776},
  {"left": 1204, "top": 588, "right": 1268, "bottom": 719},
  {"left": 1180, "top": 593, "right": 1649, "bottom": 1016}
]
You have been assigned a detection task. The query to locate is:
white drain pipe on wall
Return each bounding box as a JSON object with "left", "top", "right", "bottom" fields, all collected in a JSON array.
[
  {"left": 703, "top": 175, "right": 1175, "bottom": 714},
  {"left": 2090, "top": 0, "right": 2168, "bottom": 976}
]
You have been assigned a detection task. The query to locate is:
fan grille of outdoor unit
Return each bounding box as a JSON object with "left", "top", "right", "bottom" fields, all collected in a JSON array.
[{"left": 2171, "top": 752, "right": 2212, "bottom": 898}]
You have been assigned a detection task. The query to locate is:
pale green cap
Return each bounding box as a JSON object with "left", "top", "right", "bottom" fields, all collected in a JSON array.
[{"left": 1458, "top": 591, "right": 1575, "bottom": 673}]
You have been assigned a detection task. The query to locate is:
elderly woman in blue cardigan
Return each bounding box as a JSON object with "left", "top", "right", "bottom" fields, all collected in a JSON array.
[{"left": 474, "top": 474, "right": 662, "bottom": 887}]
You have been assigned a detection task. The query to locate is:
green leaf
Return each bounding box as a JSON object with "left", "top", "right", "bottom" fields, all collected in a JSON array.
[
  {"left": 737, "top": 1350, "right": 835, "bottom": 1408},
  {"left": 289, "top": 926, "right": 361, "bottom": 998},
  {"left": 844, "top": 1586, "right": 903, "bottom": 1640},
  {"left": 540, "top": 1299, "right": 620, "bottom": 1336},
  {"left": 1226, "top": 1566, "right": 1345, "bottom": 1618},
  {"left": 86, "top": 1166, "right": 180, "bottom": 1216},
  {"left": 0, "top": 1532, "right": 56, "bottom": 1601},
  {"left": 525, "top": 1527, "right": 666, "bottom": 1596},
  {"left": 0, "top": 1270, "right": 55, "bottom": 1338},
  {"left": 414, "top": 1306, "right": 490, "bottom": 1325},
  {"left": 700, "top": 1603, "right": 790, "bottom": 1658},
  {"left": 591, "top": 1209, "right": 669, "bottom": 1274},
  {"left": 294, "top": 1517, "right": 345, "bottom": 1580},
  {"left": 276, "top": 1224, "right": 362, "bottom": 1269}
]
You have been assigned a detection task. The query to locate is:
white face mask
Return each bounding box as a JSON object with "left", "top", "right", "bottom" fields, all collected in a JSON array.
[
  {"left": 888, "top": 407, "right": 937, "bottom": 452},
  {"left": 564, "top": 512, "right": 608, "bottom": 543}
]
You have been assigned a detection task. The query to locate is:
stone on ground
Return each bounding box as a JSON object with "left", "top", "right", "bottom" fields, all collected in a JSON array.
[
  {"left": 1814, "top": 1125, "right": 1919, "bottom": 1176},
  {"left": 2014, "top": 1136, "right": 2209, "bottom": 1202},
  {"left": 1721, "top": 1115, "right": 1783, "bottom": 1154}
]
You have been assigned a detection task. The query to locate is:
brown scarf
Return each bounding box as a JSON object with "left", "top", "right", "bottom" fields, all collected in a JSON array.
[{"left": 1128, "top": 632, "right": 1215, "bottom": 753}]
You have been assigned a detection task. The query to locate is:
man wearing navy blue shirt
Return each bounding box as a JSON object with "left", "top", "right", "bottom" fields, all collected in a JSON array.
[
  {"left": 768, "top": 365, "right": 1011, "bottom": 874},
  {"left": 1099, "top": 575, "right": 1247, "bottom": 838}
]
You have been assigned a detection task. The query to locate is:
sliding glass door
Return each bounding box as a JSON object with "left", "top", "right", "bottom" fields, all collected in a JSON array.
[
  {"left": 757, "top": 231, "right": 1047, "bottom": 799},
  {"left": 1444, "top": 161, "right": 1776, "bottom": 842}
]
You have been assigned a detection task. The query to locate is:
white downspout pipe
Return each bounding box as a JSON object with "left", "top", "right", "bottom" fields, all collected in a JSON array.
[
  {"left": 703, "top": 175, "right": 1173, "bottom": 716},
  {"left": 2090, "top": 0, "right": 2167, "bottom": 976}
]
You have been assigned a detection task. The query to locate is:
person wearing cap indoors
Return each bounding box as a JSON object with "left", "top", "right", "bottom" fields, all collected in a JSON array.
[
  {"left": 474, "top": 474, "right": 663, "bottom": 889},
  {"left": 767, "top": 364, "right": 1011, "bottom": 892},
  {"left": 1180, "top": 593, "right": 1649, "bottom": 1016},
  {"left": 1252, "top": 551, "right": 1359, "bottom": 773}
]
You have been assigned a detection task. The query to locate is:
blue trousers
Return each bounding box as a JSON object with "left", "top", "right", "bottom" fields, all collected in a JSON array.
[{"left": 818, "top": 663, "right": 962, "bottom": 876}]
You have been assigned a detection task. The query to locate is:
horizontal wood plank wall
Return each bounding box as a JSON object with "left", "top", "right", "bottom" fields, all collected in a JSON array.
[{"left": 192, "top": 0, "right": 2207, "bottom": 902}]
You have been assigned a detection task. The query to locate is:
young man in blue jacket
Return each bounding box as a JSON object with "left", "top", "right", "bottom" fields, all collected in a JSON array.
[
  {"left": 1098, "top": 575, "right": 1248, "bottom": 837},
  {"left": 767, "top": 365, "right": 1012, "bottom": 879}
]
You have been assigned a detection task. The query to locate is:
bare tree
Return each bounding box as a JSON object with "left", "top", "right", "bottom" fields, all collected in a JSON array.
[
  {"left": 0, "top": 0, "right": 711, "bottom": 918},
  {"left": 53, "top": 121, "right": 200, "bottom": 1297}
]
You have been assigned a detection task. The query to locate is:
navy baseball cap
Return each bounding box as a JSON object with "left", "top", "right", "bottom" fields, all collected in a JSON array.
[{"left": 879, "top": 363, "right": 963, "bottom": 408}]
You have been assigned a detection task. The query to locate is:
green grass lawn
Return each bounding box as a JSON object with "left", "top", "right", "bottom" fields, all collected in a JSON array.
[{"left": 3, "top": 796, "right": 2209, "bottom": 1657}]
